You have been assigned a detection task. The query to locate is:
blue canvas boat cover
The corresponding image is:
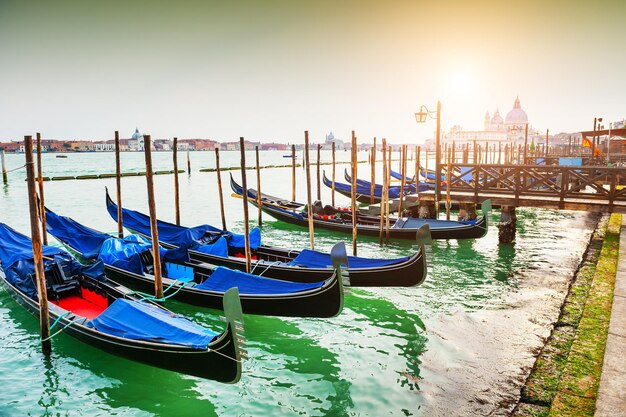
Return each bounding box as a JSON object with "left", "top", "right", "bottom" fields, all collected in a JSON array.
[
  {"left": 106, "top": 194, "right": 261, "bottom": 250},
  {"left": 328, "top": 172, "right": 427, "bottom": 198},
  {"left": 99, "top": 235, "right": 161, "bottom": 275},
  {"left": 45, "top": 209, "right": 111, "bottom": 259},
  {"left": 44, "top": 209, "right": 189, "bottom": 273},
  {"left": 326, "top": 176, "right": 420, "bottom": 199},
  {"left": 559, "top": 157, "right": 583, "bottom": 166},
  {"left": 392, "top": 217, "right": 476, "bottom": 229},
  {"left": 390, "top": 168, "right": 413, "bottom": 182},
  {"left": 192, "top": 236, "right": 229, "bottom": 258},
  {"left": 195, "top": 266, "right": 325, "bottom": 295},
  {"left": 0, "top": 223, "right": 105, "bottom": 300},
  {"left": 89, "top": 298, "right": 217, "bottom": 349},
  {"left": 288, "top": 249, "right": 409, "bottom": 269}
]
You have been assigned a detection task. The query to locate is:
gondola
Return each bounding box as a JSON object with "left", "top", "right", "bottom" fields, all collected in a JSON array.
[
  {"left": 389, "top": 168, "right": 414, "bottom": 182},
  {"left": 233, "top": 186, "right": 302, "bottom": 210},
  {"left": 417, "top": 165, "right": 443, "bottom": 182},
  {"left": 105, "top": 189, "right": 426, "bottom": 287},
  {"left": 0, "top": 222, "right": 244, "bottom": 383},
  {"left": 44, "top": 208, "right": 345, "bottom": 318},
  {"left": 343, "top": 169, "right": 432, "bottom": 193},
  {"left": 322, "top": 171, "right": 419, "bottom": 204},
  {"left": 232, "top": 176, "right": 490, "bottom": 240}
]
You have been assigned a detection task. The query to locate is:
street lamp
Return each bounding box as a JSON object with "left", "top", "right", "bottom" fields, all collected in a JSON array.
[{"left": 415, "top": 101, "right": 442, "bottom": 210}]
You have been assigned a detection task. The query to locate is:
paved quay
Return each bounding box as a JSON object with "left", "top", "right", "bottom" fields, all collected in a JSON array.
[{"left": 595, "top": 216, "right": 626, "bottom": 416}]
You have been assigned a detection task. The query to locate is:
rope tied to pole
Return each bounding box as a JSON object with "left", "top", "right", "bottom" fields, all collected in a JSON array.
[
  {"left": 41, "top": 312, "right": 75, "bottom": 342},
  {"left": 5, "top": 163, "right": 29, "bottom": 173}
]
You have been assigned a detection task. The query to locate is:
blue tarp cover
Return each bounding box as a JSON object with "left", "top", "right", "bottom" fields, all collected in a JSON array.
[
  {"left": 288, "top": 249, "right": 410, "bottom": 269},
  {"left": 195, "top": 266, "right": 324, "bottom": 294},
  {"left": 419, "top": 166, "right": 445, "bottom": 181},
  {"left": 107, "top": 194, "right": 261, "bottom": 250},
  {"left": 193, "top": 236, "right": 229, "bottom": 258},
  {"left": 559, "top": 157, "right": 583, "bottom": 166},
  {"left": 45, "top": 209, "right": 111, "bottom": 258},
  {"left": 89, "top": 298, "right": 217, "bottom": 349},
  {"left": 99, "top": 235, "right": 162, "bottom": 276},
  {"left": 390, "top": 168, "right": 413, "bottom": 182},
  {"left": 0, "top": 223, "right": 105, "bottom": 300},
  {"left": 44, "top": 209, "right": 189, "bottom": 273},
  {"left": 324, "top": 175, "right": 425, "bottom": 198},
  {"left": 392, "top": 217, "right": 476, "bottom": 229}
]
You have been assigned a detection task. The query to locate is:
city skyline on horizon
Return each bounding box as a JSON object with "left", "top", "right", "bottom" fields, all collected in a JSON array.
[{"left": 1, "top": 1, "right": 624, "bottom": 143}]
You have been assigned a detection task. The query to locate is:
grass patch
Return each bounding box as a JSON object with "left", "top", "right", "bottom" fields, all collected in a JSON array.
[
  {"left": 548, "top": 213, "right": 621, "bottom": 416},
  {"left": 515, "top": 216, "right": 607, "bottom": 413}
]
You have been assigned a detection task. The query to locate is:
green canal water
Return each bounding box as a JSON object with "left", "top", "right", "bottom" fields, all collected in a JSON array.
[{"left": 0, "top": 151, "right": 598, "bottom": 416}]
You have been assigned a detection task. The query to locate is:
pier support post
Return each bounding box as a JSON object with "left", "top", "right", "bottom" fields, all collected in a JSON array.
[
  {"left": 497, "top": 206, "right": 517, "bottom": 243},
  {"left": 458, "top": 203, "right": 477, "bottom": 221},
  {"left": 418, "top": 200, "right": 437, "bottom": 219}
]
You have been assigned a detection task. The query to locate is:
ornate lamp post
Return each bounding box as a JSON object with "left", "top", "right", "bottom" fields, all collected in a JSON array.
[{"left": 415, "top": 101, "right": 441, "bottom": 208}]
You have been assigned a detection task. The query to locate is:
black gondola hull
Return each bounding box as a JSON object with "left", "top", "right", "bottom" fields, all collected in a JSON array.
[
  {"left": 0, "top": 272, "right": 241, "bottom": 383},
  {"left": 105, "top": 189, "right": 425, "bottom": 287},
  {"left": 188, "top": 245, "right": 426, "bottom": 287},
  {"left": 252, "top": 200, "right": 488, "bottom": 240},
  {"left": 102, "top": 264, "right": 343, "bottom": 318}
]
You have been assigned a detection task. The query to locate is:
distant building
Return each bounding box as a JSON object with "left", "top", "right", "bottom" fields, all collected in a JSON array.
[
  {"left": 261, "top": 142, "right": 288, "bottom": 151},
  {"left": 322, "top": 131, "right": 345, "bottom": 150},
  {"left": 443, "top": 97, "right": 540, "bottom": 147},
  {"left": 128, "top": 128, "right": 145, "bottom": 151}
]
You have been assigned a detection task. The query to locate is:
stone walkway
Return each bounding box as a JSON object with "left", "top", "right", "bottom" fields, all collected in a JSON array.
[{"left": 595, "top": 216, "right": 626, "bottom": 416}]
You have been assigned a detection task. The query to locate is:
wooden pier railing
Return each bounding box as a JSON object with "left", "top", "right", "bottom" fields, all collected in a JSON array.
[{"left": 419, "top": 163, "right": 626, "bottom": 213}]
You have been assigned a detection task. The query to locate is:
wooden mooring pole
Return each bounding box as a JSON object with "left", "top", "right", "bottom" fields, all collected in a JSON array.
[
  {"left": 379, "top": 138, "right": 387, "bottom": 245},
  {"left": 331, "top": 141, "right": 336, "bottom": 207},
  {"left": 398, "top": 145, "right": 407, "bottom": 215},
  {"left": 350, "top": 131, "right": 358, "bottom": 256},
  {"left": 25, "top": 135, "right": 51, "bottom": 355},
  {"left": 1, "top": 150, "right": 7, "bottom": 183},
  {"left": 215, "top": 148, "right": 227, "bottom": 231},
  {"left": 385, "top": 146, "right": 392, "bottom": 244},
  {"left": 523, "top": 123, "right": 529, "bottom": 164},
  {"left": 114, "top": 131, "right": 123, "bottom": 238},
  {"left": 143, "top": 135, "right": 164, "bottom": 299},
  {"left": 255, "top": 146, "right": 262, "bottom": 226},
  {"left": 316, "top": 144, "right": 321, "bottom": 201},
  {"left": 187, "top": 147, "right": 191, "bottom": 175},
  {"left": 415, "top": 145, "right": 420, "bottom": 183},
  {"left": 304, "top": 131, "right": 315, "bottom": 250},
  {"left": 36, "top": 132, "right": 47, "bottom": 245},
  {"left": 446, "top": 148, "right": 452, "bottom": 220},
  {"left": 291, "top": 144, "right": 296, "bottom": 202},
  {"left": 239, "top": 138, "right": 252, "bottom": 272},
  {"left": 173, "top": 137, "right": 180, "bottom": 225},
  {"left": 370, "top": 138, "right": 376, "bottom": 204}
]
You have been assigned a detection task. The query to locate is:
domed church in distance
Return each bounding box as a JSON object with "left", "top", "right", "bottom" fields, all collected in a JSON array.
[{"left": 444, "top": 97, "right": 538, "bottom": 147}]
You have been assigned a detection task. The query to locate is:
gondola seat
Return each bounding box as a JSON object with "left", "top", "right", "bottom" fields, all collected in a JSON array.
[{"left": 41, "top": 262, "right": 80, "bottom": 301}]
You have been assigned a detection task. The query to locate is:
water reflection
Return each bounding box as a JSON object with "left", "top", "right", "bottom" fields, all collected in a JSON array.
[
  {"left": 166, "top": 300, "right": 351, "bottom": 416},
  {"left": 0, "top": 290, "right": 217, "bottom": 416}
]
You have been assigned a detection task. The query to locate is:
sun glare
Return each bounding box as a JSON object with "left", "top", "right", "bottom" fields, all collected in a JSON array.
[{"left": 451, "top": 70, "right": 473, "bottom": 93}]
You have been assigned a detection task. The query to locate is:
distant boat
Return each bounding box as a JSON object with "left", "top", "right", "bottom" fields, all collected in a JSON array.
[
  {"left": 56, "top": 155, "right": 68, "bottom": 158},
  {"left": 283, "top": 154, "right": 295, "bottom": 158}
]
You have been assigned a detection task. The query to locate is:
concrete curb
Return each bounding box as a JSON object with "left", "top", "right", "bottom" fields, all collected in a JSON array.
[{"left": 595, "top": 217, "right": 626, "bottom": 416}]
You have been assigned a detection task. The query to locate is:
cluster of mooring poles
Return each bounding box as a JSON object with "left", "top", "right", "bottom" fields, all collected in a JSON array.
[{"left": 18, "top": 123, "right": 613, "bottom": 355}]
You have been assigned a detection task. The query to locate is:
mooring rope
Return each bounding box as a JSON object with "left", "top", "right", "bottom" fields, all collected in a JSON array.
[
  {"left": 5, "top": 163, "right": 28, "bottom": 173},
  {"left": 134, "top": 279, "right": 189, "bottom": 302},
  {"left": 41, "top": 312, "right": 74, "bottom": 342}
]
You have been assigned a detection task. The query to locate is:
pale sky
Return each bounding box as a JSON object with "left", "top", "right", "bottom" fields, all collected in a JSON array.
[{"left": 0, "top": 0, "right": 624, "bottom": 144}]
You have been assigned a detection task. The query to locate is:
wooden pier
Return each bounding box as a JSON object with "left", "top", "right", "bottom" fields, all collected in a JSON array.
[{"left": 418, "top": 163, "right": 626, "bottom": 213}]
